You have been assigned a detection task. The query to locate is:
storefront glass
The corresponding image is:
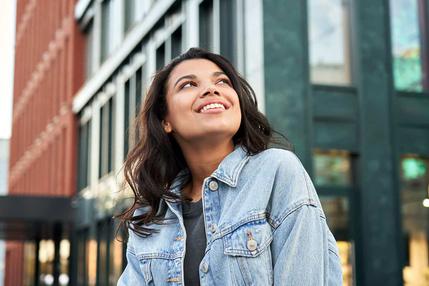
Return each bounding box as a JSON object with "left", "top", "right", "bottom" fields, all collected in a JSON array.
[
  {"left": 314, "top": 150, "right": 355, "bottom": 285},
  {"left": 401, "top": 155, "right": 429, "bottom": 285}
]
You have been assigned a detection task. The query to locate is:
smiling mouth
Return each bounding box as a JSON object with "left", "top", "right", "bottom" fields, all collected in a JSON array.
[{"left": 198, "top": 103, "right": 227, "bottom": 113}]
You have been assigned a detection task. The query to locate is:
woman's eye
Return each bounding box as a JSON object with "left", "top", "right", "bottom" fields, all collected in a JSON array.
[
  {"left": 180, "top": 82, "right": 195, "bottom": 89},
  {"left": 217, "top": 78, "right": 230, "bottom": 85}
]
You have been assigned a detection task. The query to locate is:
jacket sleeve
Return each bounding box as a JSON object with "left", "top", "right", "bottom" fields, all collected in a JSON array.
[
  {"left": 117, "top": 244, "right": 146, "bottom": 286},
  {"left": 270, "top": 203, "right": 343, "bottom": 285}
]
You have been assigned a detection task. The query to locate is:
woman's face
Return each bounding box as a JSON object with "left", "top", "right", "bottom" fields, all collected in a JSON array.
[{"left": 163, "top": 59, "right": 241, "bottom": 146}]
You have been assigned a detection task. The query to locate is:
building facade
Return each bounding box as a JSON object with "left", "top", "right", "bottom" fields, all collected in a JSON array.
[
  {"left": 3, "top": 0, "right": 84, "bottom": 285},
  {"left": 72, "top": 0, "right": 429, "bottom": 285},
  {"left": 3, "top": 0, "right": 429, "bottom": 285}
]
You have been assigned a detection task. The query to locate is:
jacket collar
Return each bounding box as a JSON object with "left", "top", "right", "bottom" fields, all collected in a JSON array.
[
  {"left": 211, "top": 145, "right": 250, "bottom": 187},
  {"left": 168, "top": 145, "right": 250, "bottom": 195}
]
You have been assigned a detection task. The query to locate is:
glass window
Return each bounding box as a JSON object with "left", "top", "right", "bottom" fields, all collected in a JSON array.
[
  {"left": 156, "top": 43, "right": 165, "bottom": 71},
  {"left": 308, "top": 0, "right": 353, "bottom": 85},
  {"left": 59, "top": 239, "right": 70, "bottom": 286},
  {"left": 171, "top": 26, "right": 182, "bottom": 59},
  {"left": 101, "top": 0, "right": 122, "bottom": 63},
  {"left": 39, "top": 240, "right": 55, "bottom": 286},
  {"left": 78, "top": 120, "right": 91, "bottom": 190},
  {"left": 124, "top": 0, "right": 135, "bottom": 33},
  {"left": 134, "top": 67, "right": 143, "bottom": 143},
  {"left": 97, "top": 220, "right": 110, "bottom": 285},
  {"left": 400, "top": 155, "right": 429, "bottom": 285},
  {"left": 220, "top": 0, "right": 237, "bottom": 64},
  {"left": 314, "top": 149, "right": 355, "bottom": 286},
  {"left": 123, "top": 67, "right": 144, "bottom": 159},
  {"left": 99, "top": 97, "right": 115, "bottom": 178},
  {"left": 110, "top": 222, "right": 125, "bottom": 285},
  {"left": 84, "top": 20, "right": 94, "bottom": 79},
  {"left": 320, "top": 196, "right": 354, "bottom": 286},
  {"left": 101, "top": 0, "right": 111, "bottom": 62},
  {"left": 390, "top": 0, "right": 429, "bottom": 92},
  {"left": 77, "top": 229, "right": 88, "bottom": 286},
  {"left": 23, "top": 242, "right": 36, "bottom": 286},
  {"left": 313, "top": 149, "right": 352, "bottom": 187},
  {"left": 199, "top": 0, "right": 214, "bottom": 51},
  {"left": 87, "top": 238, "right": 97, "bottom": 286},
  {"left": 123, "top": 79, "right": 131, "bottom": 158}
]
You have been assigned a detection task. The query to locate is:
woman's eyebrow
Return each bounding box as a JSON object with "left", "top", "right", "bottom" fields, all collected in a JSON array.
[
  {"left": 173, "top": 71, "right": 227, "bottom": 88},
  {"left": 174, "top": 74, "right": 196, "bottom": 88}
]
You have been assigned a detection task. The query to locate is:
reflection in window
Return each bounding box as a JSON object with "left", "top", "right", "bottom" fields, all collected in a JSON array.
[
  {"left": 308, "top": 0, "right": 352, "bottom": 85},
  {"left": 313, "top": 150, "right": 352, "bottom": 187},
  {"left": 320, "top": 196, "right": 354, "bottom": 286},
  {"left": 400, "top": 155, "right": 429, "bottom": 285},
  {"left": 390, "top": 0, "right": 429, "bottom": 92}
]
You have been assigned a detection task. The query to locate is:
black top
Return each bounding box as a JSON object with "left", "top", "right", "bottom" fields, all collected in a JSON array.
[{"left": 182, "top": 199, "right": 206, "bottom": 286}]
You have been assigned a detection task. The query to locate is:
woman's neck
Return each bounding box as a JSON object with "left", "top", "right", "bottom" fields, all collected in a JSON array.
[{"left": 179, "top": 140, "right": 234, "bottom": 201}]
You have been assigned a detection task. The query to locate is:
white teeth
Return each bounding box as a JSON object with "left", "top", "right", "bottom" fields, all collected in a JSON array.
[{"left": 200, "top": 103, "right": 226, "bottom": 112}]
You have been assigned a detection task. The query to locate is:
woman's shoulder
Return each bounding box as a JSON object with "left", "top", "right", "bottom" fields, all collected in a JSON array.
[
  {"left": 244, "top": 147, "right": 322, "bottom": 217},
  {"left": 249, "top": 147, "right": 304, "bottom": 173}
]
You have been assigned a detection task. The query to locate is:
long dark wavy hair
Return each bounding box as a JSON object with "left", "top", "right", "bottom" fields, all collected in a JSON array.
[{"left": 118, "top": 47, "right": 291, "bottom": 237}]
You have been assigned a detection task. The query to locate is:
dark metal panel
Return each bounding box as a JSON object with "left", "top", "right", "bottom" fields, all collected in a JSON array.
[
  {"left": 0, "top": 195, "right": 74, "bottom": 240},
  {"left": 0, "top": 195, "right": 73, "bottom": 222},
  {"left": 396, "top": 95, "right": 429, "bottom": 127},
  {"left": 354, "top": 0, "right": 402, "bottom": 284},
  {"left": 313, "top": 121, "right": 358, "bottom": 152},
  {"left": 262, "top": 0, "right": 312, "bottom": 168},
  {"left": 397, "top": 127, "right": 429, "bottom": 156},
  {"left": 312, "top": 87, "right": 358, "bottom": 121}
]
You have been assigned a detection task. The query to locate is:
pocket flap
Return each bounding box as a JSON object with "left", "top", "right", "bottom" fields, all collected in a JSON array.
[{"left": 223, "top": 219, "right": 273, "bottom": 257}]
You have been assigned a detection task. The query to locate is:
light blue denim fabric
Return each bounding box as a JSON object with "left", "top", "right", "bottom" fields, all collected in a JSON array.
[{"left": 118, "top": 146, "right": 343, "bottom": 285}]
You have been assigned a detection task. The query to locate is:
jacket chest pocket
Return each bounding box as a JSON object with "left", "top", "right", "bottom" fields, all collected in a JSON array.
[
  {"left": 222, "top": 218, "right": 274, "bottom": 286},
  {"left": 137, "top": 254, "right": 183, "bottom": 286}
]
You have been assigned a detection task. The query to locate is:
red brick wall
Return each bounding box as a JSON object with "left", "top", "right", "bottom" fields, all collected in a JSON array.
[
  {"left": 4, "top": 243, "right": 24, "bottom": 286},
  {"left": 6, "top": 0, "right": 84, "bottom": 284}
]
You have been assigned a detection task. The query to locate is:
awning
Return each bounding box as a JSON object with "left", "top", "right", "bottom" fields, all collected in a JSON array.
[{"left": 0, "top": 195, "right": 74, "bottom": 240}]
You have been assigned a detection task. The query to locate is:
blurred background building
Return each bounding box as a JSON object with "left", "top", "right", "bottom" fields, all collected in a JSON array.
[
  {"left": 0, "top": 139, "right": 9, "bottom": 286},
  {"left": 2, "top": 0, "right": 429, "bottom": 285}
]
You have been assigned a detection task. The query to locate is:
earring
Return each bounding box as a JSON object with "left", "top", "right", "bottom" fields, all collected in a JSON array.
[{"left": 163, "top": 121, "right": 172, "bottom": 133}]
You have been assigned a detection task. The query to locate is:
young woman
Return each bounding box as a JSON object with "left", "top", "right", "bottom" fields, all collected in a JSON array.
[{"left": 117, "top": 48, "right": 342, "bottom": 285}]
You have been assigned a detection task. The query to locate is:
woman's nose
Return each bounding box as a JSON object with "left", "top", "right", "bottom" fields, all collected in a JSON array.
[{"left": 201, "top": 85, "right": 220, "bottom": 97}]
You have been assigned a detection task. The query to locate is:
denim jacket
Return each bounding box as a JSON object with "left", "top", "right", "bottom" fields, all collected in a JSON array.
[{"left": 118, "top": 146, "right": 343, "bottom": 285}]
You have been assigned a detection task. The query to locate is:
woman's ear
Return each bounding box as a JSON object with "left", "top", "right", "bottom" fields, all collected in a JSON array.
[{"left": 162, "top": 120, "right": 172, "bottom": 133}]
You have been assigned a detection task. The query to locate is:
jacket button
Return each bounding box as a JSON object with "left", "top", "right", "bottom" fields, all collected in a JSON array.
[
  {"left": 209, "top": 224, "right": 217, "bottom": 234},
  {"left": 247, "top": 239, "right": 258, "bottom": 251},
  {"left": 208, "top": 180, "right": 219, "bottom": 191},
  {"left": 201, "top": 261, "right": 209, "bottom": 273}
]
